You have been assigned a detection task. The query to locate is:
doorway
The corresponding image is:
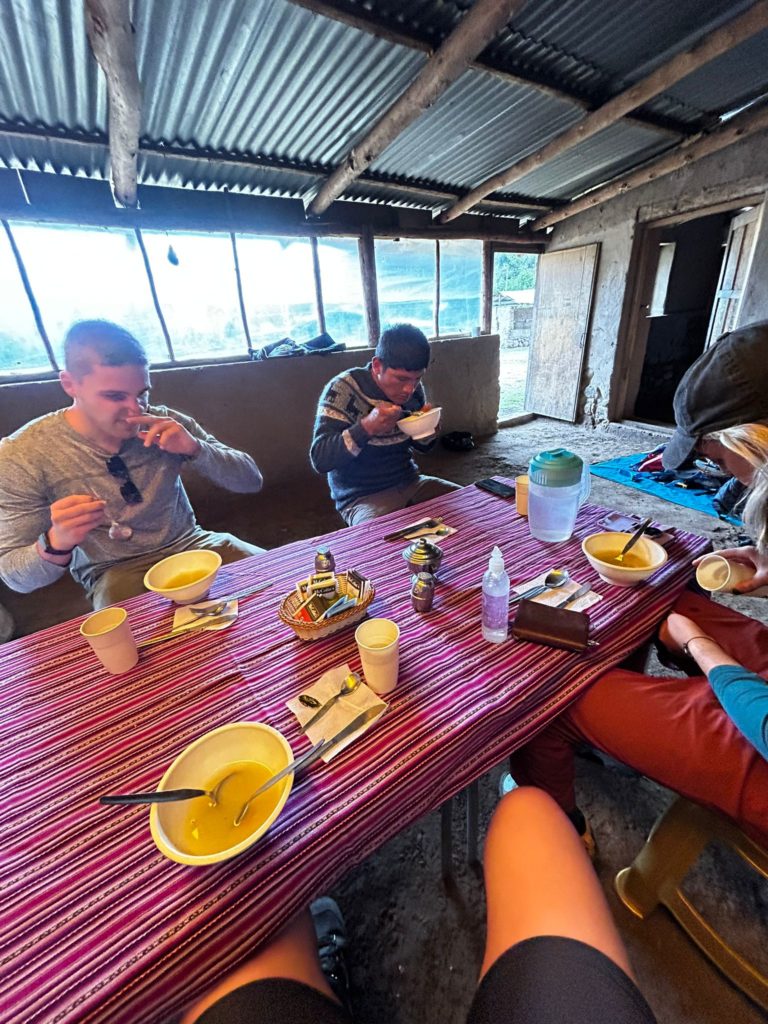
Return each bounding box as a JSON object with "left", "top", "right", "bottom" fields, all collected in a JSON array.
[
  {"left": 621, "top": 202, "right": 762, "bottom": 426},
  {"left": 491, "top": 250, "right": 539, "bottom": 419}
]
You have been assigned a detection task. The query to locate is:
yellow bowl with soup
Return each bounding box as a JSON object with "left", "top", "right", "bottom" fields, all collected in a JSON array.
[
  {"left": 150, "top": 722, "right": 294, "bottom": 866},
  {"left": 582, "top": 532, "right": 667, "bottom": 587},
  {"left": 143, "top": 549, "right": 222, "bottom": 604}
]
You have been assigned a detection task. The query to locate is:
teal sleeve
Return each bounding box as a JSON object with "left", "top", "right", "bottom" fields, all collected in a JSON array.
[{"left": 708, "top": 665, "right": 768, "bottom": 760}]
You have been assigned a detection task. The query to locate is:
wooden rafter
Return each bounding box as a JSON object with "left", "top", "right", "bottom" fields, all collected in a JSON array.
[
  {"left": 531, "top": 100, "right": 768, "bottom": 232},
  {"left": 307, "top": 0, "right": 522, "bottom": 217},
  {"left": 286, "top": 0, "right": 688, "bottom": 138},
  {"left": 84, "top": 0, "right": 141, "bottom": 208},
  {"left": 440, "top": 0, "right": 768, "bottom": 223}
]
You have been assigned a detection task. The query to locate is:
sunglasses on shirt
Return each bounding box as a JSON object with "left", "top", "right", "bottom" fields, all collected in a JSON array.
[{"left": 106, "top": 455, "right": 144, "bottom": 505}]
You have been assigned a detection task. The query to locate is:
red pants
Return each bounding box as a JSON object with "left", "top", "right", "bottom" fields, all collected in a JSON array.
[{"left": 509, "top": 591, "right": 768, "bottom": 847}]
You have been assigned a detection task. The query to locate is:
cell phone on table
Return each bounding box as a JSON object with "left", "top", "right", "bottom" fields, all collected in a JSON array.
[{"left": 475, "top": 478, "right": 516, "bottom": 499}]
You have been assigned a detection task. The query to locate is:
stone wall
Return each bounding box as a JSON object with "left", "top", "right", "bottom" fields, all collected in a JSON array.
[{"left": 545, "top": 129, "right": 768, "bottom": 423}]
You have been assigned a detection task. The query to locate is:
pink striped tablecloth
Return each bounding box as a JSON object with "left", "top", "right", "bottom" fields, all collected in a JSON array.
[{"left": 0, "top": 487, "right": 709, "bottom": 1024}]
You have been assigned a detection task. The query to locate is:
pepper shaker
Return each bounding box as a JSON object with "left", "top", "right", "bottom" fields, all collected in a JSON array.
[
  {"left": 314, "top": 546, "right": 335, "bottom": 573},
  {"left": 411, "top": 572, "right": 436, "bottom": 613}
]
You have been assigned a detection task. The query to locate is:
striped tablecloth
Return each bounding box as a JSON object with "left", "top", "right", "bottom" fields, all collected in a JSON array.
[{"left": 1, "top": 487, "right": 709, "bottom": 1024}]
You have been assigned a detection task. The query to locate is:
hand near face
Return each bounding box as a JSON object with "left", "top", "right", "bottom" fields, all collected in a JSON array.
[
  {"left": 361, "top": 402, "right": 405, "bottom": 437},
  {"left": 48, "top": 494, "right": 107, "bottom": 550},
  {"left": 694, "top": 545, "right": 768, "bottom": 593},
  {"left": 126, "top": 414, "right": 201, "bottom": 457}
]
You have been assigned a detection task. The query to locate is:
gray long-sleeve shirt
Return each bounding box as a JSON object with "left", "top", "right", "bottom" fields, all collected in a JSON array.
[{"left": 0, "top": 406, "right": 263, "bottom": 593}]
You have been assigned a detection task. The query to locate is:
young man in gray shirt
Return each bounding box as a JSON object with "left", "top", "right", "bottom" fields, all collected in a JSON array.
[{"left": 0, "top": 320, "right": 265, "bottom": 609}]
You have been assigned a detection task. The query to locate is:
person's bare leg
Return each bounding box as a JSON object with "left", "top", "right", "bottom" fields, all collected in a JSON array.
[
  {"left": 481, "top": 788, "right": 633, "bottom": 981},
  {"left": 182, "top": 911, "right": 338, "bottom": 1023}
]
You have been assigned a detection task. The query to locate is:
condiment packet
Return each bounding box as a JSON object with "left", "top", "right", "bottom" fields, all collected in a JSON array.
[
  {"left": 513, "top": 573, "right": 602, "bottom": 612},
  {"left": 172, "top": 598, "right": 239, "bottom": 631},
  {"left": 287, "top": 663, "right": 387, "bottom": 763}
]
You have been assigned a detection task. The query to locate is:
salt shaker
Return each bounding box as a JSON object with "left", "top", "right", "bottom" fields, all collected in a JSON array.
[
  {"left": 314, "top": 545, "right": 335, "bottom": 573},
  {"left": 411, "top": 572, "right": 435, "bottom": 613}
]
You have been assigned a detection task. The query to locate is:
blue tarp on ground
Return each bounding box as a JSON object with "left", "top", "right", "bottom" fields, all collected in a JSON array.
[{"left": 590, "top": 454, "right": 742, "bottom": 525}]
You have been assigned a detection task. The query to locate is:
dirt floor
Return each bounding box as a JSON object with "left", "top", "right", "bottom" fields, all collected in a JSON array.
[{"left": 300, "top": 419, "right": 767, "bottom": 1024}]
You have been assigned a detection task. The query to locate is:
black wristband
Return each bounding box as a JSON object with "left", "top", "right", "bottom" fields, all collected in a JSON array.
[{"left": 38, "top": 531, "right": 74, "bottom": 557}]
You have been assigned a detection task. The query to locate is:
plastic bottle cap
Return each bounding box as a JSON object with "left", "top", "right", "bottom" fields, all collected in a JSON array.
[
  {"left": 489, "top": 545, "right": 505, "bottom": 571},
  {"left": 529, "top": 448, "right": 584, "bottom": 487}
]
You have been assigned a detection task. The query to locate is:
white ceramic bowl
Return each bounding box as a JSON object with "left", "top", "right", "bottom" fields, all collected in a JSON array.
[
  {"left": 143, "top": 549, "right": 222, "bottom": 604},
  {"left": 150, "top": 722, "right": 293, "bottom": 866},
  {"left": 397, "top": 406, "right": 442, "bottom": 439},
  {"left": 582, "top": 532, "right": 668, "bottom": 587}
]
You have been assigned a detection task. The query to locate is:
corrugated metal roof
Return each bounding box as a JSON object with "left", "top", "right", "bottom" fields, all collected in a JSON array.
[
  {"left": 510, "top": 121, "right": 676, "bottom": 200},
  {"left": 0, "top": 0, "right": 764, "bottom": 222},
  {"left": 370, "top": 69, "right": 587, "bottom": 186}
]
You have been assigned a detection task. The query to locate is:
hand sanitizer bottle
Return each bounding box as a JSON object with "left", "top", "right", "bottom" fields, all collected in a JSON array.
[{"left": 482, "top": 546, "right": 510, "bottom": 643}]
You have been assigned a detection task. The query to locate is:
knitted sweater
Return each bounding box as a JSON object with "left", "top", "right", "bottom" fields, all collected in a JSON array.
[{"left": 310, "top": 364, "right": 435, "bottom": 511}]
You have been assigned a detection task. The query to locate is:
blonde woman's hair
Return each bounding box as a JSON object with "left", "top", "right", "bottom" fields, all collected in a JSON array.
[{"left": 704, "top": 422, "right": 768, "bottom": 552}]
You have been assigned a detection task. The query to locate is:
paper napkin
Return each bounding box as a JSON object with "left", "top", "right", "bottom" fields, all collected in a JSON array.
[{"left": 512, "top": 573, "right": 603, "bottom": 612}]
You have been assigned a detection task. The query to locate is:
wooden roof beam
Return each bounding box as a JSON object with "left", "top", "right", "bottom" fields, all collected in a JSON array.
[
  {"left": 84, "top": 0, "right": 141, "bottom": 208},
  {"left": 440, "top": 0, "right": 768, "bottom": 223},
  {"left": 531, "top": 99, "right": 768, "bottom": 232},
  {"left": 306, "top": 0, "right": 523, "bottom": 217}
]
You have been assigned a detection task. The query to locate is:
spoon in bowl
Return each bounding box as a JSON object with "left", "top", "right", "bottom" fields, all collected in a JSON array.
[
  {"left": 615, "top": 518, "right": 652, "bottom": 563},
  {"left": 510, "top": 567, "right": 570, "bottom": 604},
  {"left": 99, "top": 771, "right": 236, "bottom": 808}
]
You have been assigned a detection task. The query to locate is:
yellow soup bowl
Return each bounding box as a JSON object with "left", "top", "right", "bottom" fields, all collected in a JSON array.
[
  {"left": 143, "top": 549, "right": 222, "bottom": 604},
  {"left": 150, "top": 722, "right": 293, "bottom": 866},
  {"left": 582, "top": 532, "right": 668, "bottom": 587}
]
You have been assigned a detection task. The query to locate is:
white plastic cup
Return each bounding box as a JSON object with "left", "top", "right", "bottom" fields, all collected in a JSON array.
[
  {"left": 695, "top": 554, "right": 754, "bottom": 593},
  {"left": 515, "top": 475, "right": 529, "bottom": 516},
  {"left": 80, "top": 607, "right": 139, "bottom": 673},
  {"left": 355, "top": 618, "right": 400, "bottom": 695}
]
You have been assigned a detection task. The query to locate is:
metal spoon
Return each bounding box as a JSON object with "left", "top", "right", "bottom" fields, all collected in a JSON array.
[
  {"left": 99, "top": 771, "right": 236, "bottom": 808},
  {"left": 300, "top": 672, "right": 362, "bottom": 733},
  {"left": 510, "top": 567, "right": 570, "bottom": 604},
  {"left": 615, "top": 518, "right": 652, "bottom": 563}
]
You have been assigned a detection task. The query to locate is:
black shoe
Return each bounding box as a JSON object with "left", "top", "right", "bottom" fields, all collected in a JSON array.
[{"left": 310, "top": 897, "right": 352, "bottom": 1013}]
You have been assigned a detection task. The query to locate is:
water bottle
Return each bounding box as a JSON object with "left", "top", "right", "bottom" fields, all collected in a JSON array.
[
  {"left": 528, "top": 449, "right": 589, "bottom": 543},
  {"left": 482, "top": 545, "right": 510, "bottom": 643}
]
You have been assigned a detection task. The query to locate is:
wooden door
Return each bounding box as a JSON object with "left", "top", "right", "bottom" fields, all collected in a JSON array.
[
  {"left": 706, "top": 205, "right": 762, "bottom": 345},
  {"left": 524, "top": 243, "right": 599, "bottom": 421}
]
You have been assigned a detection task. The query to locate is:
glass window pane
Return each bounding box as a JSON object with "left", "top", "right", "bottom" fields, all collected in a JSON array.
[
  {"left": 236, "top": 236, "right": 319, "bottom": 346},
  {"left": 0, "top": 228, "right": 54, "bottom": 375},
  {"left": 316, "top": 238, "right": 366, "bottom": 347},
  {"left": 141, "top": 231, "right": 246, "bottom": 360},
  {"left": 375, "top": 238, "right": 436, "bottom": 337},
  {"left": 439, "top": 239, "right": 482, "bottom": 337},
  {"left": 10, "top": 223, "right": 168, "bottom": 365}
]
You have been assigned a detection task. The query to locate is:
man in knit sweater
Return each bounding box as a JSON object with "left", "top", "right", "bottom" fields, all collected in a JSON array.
[
  {"left": 0, "top": 320, "right": 265, "bottom": 610},
  {"left": 310, "top": 324, "right": 459, "bottom": 525}
]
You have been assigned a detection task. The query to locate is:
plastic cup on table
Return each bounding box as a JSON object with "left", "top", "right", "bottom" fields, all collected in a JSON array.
[
  {"left": 355, "top": 618, "right": 400, "bottom": 695},
  {"left": 695, "top": 553, "right": 754, "bottom": 593},
  {"left": 515, "top": 474, "right": 529, "bottom": 516},
  {"left": 80, "top": 607, "right": 139, "bottom": 674}
]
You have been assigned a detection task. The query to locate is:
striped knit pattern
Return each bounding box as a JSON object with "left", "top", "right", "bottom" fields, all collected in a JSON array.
[{"left": 0, "top": 487, "right": 709, "bottom": 1024}]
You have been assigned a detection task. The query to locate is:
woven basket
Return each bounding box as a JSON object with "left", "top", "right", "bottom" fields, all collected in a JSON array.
[{"left": 278, "top": 572, "right": 376, "bottom": 642}]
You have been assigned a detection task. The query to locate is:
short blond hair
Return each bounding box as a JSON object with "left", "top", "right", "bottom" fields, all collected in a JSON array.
[{"left": 64, "top": 320, "right": 148, "bottom": 380}]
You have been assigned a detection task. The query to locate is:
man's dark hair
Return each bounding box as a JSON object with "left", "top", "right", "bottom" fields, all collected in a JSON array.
[
  {"left": 375, "top": 323, "right": 430, "bottom": 372},
  {"left": 64, "top": 320, "right": 148, "bottom": 379}
]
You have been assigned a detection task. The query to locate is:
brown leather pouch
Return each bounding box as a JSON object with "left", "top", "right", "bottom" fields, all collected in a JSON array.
[{"left": 511, "top": 599, "right": 591, "bottom": 652}]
